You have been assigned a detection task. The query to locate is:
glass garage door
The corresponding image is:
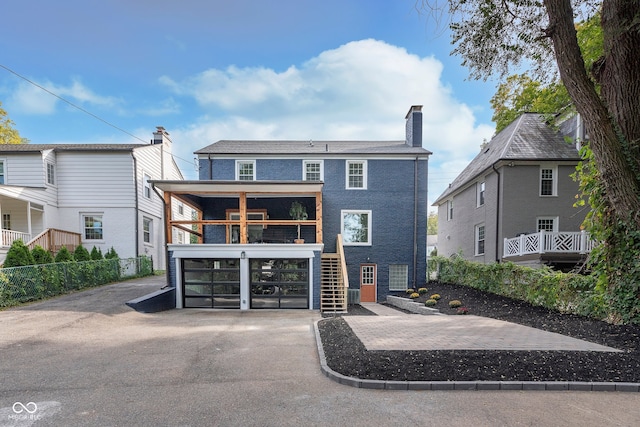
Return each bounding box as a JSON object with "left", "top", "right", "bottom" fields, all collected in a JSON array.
[
  {"left": 250, "top": 259, "right": 309, "bottom": 309},
  {"left": 182, "top": 259, "right": 240, "bottom": 308}
]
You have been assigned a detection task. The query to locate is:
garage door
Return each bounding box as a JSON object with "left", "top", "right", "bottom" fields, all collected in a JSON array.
[
  {"left": 182, "top": 259, "right": 240, "bottom": 308},
  {"left": 250, "top": 259, "right": 309, "bottom": 309}
]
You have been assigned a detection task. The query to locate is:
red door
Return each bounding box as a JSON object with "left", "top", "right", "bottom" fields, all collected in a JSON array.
[{"left": 360, "top": 264, "right": 377, "bottom": 302}]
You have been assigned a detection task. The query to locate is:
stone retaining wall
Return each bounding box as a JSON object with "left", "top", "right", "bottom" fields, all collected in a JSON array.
[{"left": 386, "top": 296, "right": 442, "bottom": 315}]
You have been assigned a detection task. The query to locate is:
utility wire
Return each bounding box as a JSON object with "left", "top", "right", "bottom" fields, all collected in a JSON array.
[{"left": 0, "top": 63, "right": 195, "bottom": 166}]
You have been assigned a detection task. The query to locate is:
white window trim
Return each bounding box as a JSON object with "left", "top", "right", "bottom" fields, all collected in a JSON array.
[
  {"left": 476, "top": 181, "right": 485, "bottom": 207},
  {"left": 475, "top": 223, "right": 485, "bottom": 256},
  {"left": 388, "top": 264, "right": 409, "bottom": 291},
  {"left": 143, "top": 173, "right": 152, "bottom": 199},
  {"left": 81, "top": 212, "right": 105, "bottom": 242},
  {"left": 345, "top": 160, "right": 367, "bottom": 190},
  {"left": 143, "top": 217, "right": 153, "bottom": 244},
  {"left": 539, "top": 165, "right": 558, "bottom": 197},
  {"left": 46, "top": 162, "right": 56, "bottom": 186},
  {"left": 302, "top": 160, "right": 324, "bottom": 181},
  {"left": 536, "top": 216, "right": 559, "bottom": 233},
  {"left": 235, "top": 160, "right": 256, "bottom": 181},
  {"left": 341, "top": 209, "right": 372, "bottom": 246},
  {"left": 0, "top": 158, "right": 6, "bottom": 185}
]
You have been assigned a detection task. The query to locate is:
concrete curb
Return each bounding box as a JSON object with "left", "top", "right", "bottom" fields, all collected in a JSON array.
[{"left": 314, "top": 319, "right": 640, "bottom": 392}]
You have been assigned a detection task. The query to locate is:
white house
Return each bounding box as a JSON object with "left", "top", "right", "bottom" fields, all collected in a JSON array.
[{"left": 0, "top": 127, "right": 192, "bottom": 269}]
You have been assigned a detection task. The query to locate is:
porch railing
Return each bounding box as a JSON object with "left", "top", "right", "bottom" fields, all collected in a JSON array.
[
  {"left": 1, "top": 230, "right": 32, "bottom": 248},
  {"left": 503, "top": 230, "right": 595, "bottom": 258}
]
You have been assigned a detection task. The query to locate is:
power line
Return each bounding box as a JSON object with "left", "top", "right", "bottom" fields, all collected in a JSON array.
[{"left": 0, "top": 63, "right": 195, "bottom": 166}]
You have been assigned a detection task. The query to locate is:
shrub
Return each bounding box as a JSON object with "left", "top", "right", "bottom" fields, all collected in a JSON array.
[
  {"left": 90, "top": 246, "right": 103, "bottom": 260},
  {"left": 73, "top": 245, "right": 91, "bottom": 262},
  {"left": 31, "top": 245, "right": 54, "bottom": 265},
  {"left": 456, "top": 307, "right": 470, "bottom": 315},
  {"left": 104, "top": 247, "right": 119, "bottom": 260},
  {"left": 54, "top": 246, "right": 74, "bottom": 262},
  {"left": 409, "top": 292, "right": 420, "bottom": 299},
  {"left": 3, "top": 240, "right": 35, "bottom": 267},
  {"left": 425, "top": 299, "right": 437, "bottom": 307},
  {"left": 405, "top": 288, "right": 415, "bottom": 294},
  {"left": 430, "top": 294, "right": 441, "bottom": 300},
  {"left": 418, "top": 287, "right": 428, "bottom": 295},
  {"left": 449, "top": 300, "right": 462, "bottom": 308}
]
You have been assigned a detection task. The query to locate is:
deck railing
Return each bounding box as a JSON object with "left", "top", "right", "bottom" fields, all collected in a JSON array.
[
  {"left": 1, "top": 230, "right": 32, "bottom": 248},
  {"left": 503, "top": 230, "right": 595, "bottom": 258},
  {"left": 26, "top": 228, "right": 82, "bottom": 253}
]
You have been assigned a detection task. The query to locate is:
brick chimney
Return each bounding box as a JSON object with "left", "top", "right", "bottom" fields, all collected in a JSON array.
[{"left": 405, "top": 105, "right": 423, "bottom": 147}]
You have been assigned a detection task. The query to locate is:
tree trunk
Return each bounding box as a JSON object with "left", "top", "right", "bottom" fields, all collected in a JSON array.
[{"left": 543, "top": 0, "right": 640, "bottom": 226}]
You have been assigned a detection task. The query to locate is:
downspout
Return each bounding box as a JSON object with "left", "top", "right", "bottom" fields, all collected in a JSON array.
[
  {"left": 412, "top": 157, "right": 418, "bottom": 288},
  {"left": 208, "top": 154, "right": 213, "bottom": 180},
  {"left": 492, "top": 162, "right": 501, "bottom": 262},
  {"left": 132, "top": 153, "right": 140, "bottom": 259},
  {"left": 152, "top": 184, "right": 170, "bottom": 282}
]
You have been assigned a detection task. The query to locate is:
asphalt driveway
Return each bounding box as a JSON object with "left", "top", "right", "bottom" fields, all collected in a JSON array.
[{"left": 1, "top": 276, "right": 639, "bottom": 426}]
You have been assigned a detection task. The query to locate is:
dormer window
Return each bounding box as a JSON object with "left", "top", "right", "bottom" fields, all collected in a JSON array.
[{"left": 236, "top": 160, "right": 255, "bottom": 181}]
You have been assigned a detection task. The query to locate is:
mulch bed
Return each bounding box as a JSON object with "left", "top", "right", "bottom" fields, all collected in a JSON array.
[{"left": 318, "top": 281, "right": 640, "bottom": 382}]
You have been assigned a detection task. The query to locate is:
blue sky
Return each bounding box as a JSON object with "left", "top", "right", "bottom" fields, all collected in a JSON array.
[{"left": 0, "top": 0, "right": 499, "bottom": 208}]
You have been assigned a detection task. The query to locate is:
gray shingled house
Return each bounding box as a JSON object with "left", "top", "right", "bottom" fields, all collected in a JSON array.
[{"left": 433, "top": 113, "right": 593, "bottom": 270}]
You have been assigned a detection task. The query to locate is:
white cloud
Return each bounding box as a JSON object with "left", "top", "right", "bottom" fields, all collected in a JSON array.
[
  {"left": 162, "top": 39, "right": 495, "bottom": 190},
  {"left": 8, "top": 78, "right": 120, "bottom": 115}
]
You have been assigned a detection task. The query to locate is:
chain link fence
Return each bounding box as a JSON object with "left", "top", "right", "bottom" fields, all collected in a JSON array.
[{"left": 0, "top": 256, "right": 153, "bottom": 308}]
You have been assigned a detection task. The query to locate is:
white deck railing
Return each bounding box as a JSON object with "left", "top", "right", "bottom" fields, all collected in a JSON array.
[
  {"left": 503, "top": 230, "right": 595, "bottom": 258},
  {"left": 1, "top": 229, "right": 32, "bottom": 248}
]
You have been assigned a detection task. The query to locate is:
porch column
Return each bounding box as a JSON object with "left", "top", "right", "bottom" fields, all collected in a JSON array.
[
  {"left": 239, "top": 192, "right": 247, "bottom": 244},
  {"left": 27, "top": 201, "right": 32, "bottom": 236},
  {"left": 315, "top": 191, "right": 323, "bottom": 244}
]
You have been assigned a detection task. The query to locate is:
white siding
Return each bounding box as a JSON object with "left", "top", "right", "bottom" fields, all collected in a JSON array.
[
  {"left": 4, "top": 153, "right": 46, "bottom": 187},
  {"left": 56, "top": 152, "right": 135, "bottom": 207}
]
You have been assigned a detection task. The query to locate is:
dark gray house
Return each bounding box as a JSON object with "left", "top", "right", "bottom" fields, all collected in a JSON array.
[
  {"left": 433, "top": 113, "right": 592, "bottom": 270},
  {"left": 153, "top": 106, "right": 431, "bottom": 311}
]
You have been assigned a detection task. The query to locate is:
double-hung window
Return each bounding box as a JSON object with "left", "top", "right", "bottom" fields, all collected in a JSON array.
[
  {"left": 46, "top": 162, "right": 55, "bottom": 185},
  {"left": 475, "top": 224, "right": 485, "bottom": 256},
  {"left": 341, "top": 210, "right": 371, "bottom": 245},
  {"left": 540, "top": 166, "right": 556, "bottom": 196},
  {"left": 537, "top": 217, "right": 558, "bottom": 232},
  {"left": 477, "top": 181, "right": 485, "bottom": 207},
  {"left": 83, "top": 214, "right": 103, "bottom": 240},
  {"left": 346, "top": 160, "right": 367, "bottom": 189},
  {"left": 143, "top": 173, "right": 151, "bottom": 199},
  {"left": 143, "top": 217, "right": 152, "bottom": 243},
  {"left": 303, "top": 160, "right": 323, "bottom": 181},
  {"left": 236, "top": 160, "right": 255, "bottom": 181}
]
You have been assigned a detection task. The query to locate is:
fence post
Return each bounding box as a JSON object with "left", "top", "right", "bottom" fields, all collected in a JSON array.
[
  {"left": 539, "top": 230, "right": 545, "bottom": 254},
  {"left": 580, "top": 230, "right": 586, "bottom": 254},
  {"left": 519, "top": 234, "right": 525, "bottom": 256}
]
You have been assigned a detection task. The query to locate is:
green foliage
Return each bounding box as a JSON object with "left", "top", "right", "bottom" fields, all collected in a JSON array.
[
  {"left": 54, "top": 246, "right": 74, "bottom": 262},
  {"left": 104, "top": 247, "right": 119, "bottom": 260},
  {"left": 31, "top": 245, "right": 54, "bottom": 265},
  {"left": 73, "top": 245, "right": 91, "bottom": 262},
  {"left": 448, "top": 300, "right": 462, "bottom": 308},
  {"left": 425, "top": 299, "right": 437, "bottom": 307},
  {"left": 405, "top": 288, "right": 415, "bottom": 294},
  {"left": 3, "top": 240, "right": 35, "bottom": 267},
  {"left": 427, "top": 212, "right": 438, "bottom": 235},
  {"left": 430, "top": 294, "right": 441, "bottom": 300},
  {"left": 433, "top": 256, "right": 615, "bottom": 322},
  {"left": 0, "top": 101, "right": 28, "bottom": 144},
  {"left": 409, "top": 292, "right": 420, "bottom": 299},
  {"left": 90, "top": 246, "right": 103, "bottom": 260},
  {"left": 418, "top": 287, "right": 428, "bottom": 295}
]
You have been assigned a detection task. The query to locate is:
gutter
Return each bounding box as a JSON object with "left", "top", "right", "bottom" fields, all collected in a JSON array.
[
  {"left": 132, "top": 153, "right": 140, "bottom": 259},
  {"left": 492, "top": 162, "right": 501, "bottom": 262}
]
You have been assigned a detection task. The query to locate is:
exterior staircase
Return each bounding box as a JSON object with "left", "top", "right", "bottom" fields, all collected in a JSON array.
[{"left": 320, "top": 235, "right": 348, "bottom": 313}]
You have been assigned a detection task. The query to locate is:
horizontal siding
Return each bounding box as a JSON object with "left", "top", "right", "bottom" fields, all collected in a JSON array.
[
  {"left": 56, "top": 152, "right": 135, "bottom": 208},
  {"left": 3, "top": 153, "right": 45, "bottom": 187}
]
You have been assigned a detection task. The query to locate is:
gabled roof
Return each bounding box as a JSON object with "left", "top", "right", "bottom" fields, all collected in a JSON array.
[
  {"left": 433, "top": 113, "right": 580, "bottom": 205},
  {"left": 0, "top": 143, "right": 145, "bottom": 153},
  {"left": 195, "top": 140, "right": 431, "bottom": 156}
]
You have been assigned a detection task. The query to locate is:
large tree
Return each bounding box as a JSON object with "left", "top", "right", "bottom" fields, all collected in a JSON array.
[
  {"left": 421, "top": 0, "right": 640, "bottom": 322},
  {"left": 0, "top": 101, "right": 28, "bottom": 144}
]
